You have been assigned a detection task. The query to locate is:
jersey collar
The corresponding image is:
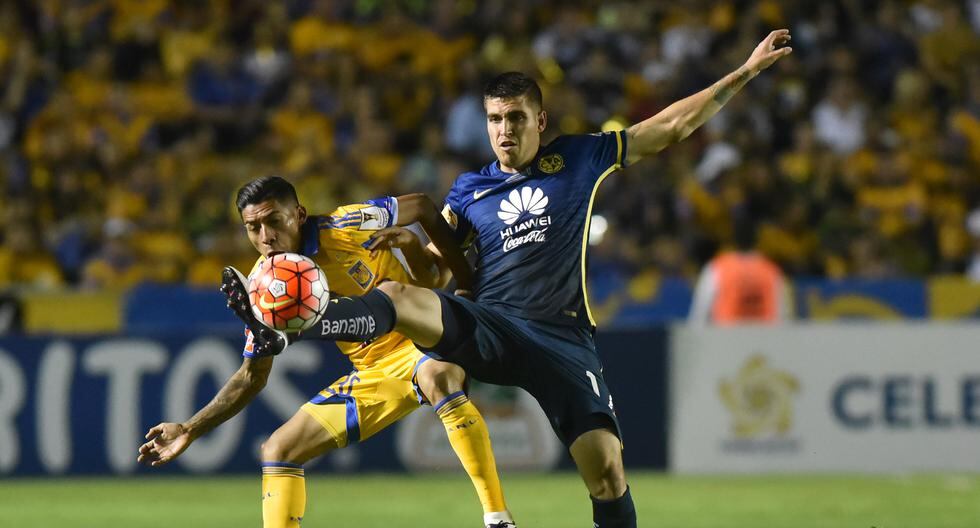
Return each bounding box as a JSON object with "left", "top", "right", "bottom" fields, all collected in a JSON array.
[{"left": 491, "top": 159, "right": 533, "bottom": 179}]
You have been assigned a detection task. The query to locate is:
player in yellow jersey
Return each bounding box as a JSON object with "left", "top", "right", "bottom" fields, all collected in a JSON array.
[{"left": 138, "top": 176, "right": 516, "bottom": 528}]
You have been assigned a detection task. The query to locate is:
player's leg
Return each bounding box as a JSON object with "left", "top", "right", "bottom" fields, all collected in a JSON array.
[
  {"left": 260, "top": 410, "right": 339, "bottom": 528},
  {"left": 221, "top": 266, "right": 445, "bottom": 355},
  {"left": 377, "top": 281, "right": 445, "bottom": 347},
  {"left": 569, "top": 428, "right": 636, "bottom": 528},
  {"left": 268, "top": 367, "right": 419, "bottom": 526},
  {"left": 305, "top": 280, "right": 447, "bottom": 346},
  {"left": 415, "top": 358, "right": 514, "bottom": 526},
  {"left": 520, "top": 323, "right": 636, "bottom": 528}
]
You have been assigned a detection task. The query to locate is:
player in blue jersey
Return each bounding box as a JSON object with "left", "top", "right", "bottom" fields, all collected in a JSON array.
[{"left": 225, "top": 30, "right": 793, "bottom": 527}]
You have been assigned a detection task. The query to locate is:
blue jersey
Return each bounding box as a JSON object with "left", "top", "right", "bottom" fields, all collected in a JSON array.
[{"left": 441, "top": 130, "right": 628, "bottom": 327}]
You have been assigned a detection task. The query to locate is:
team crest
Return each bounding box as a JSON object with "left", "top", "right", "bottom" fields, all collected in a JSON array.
[
  {"left": 347, "top": 260, "right": 375, "bottom": 290},
  {"left": 537, "top": 154, "right": 564, "bottom": 174}
]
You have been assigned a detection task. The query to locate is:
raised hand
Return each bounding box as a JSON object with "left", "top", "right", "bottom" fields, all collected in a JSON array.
[
  {"left": 367, "top": 226, "right": 420, "bottom": 258},
  {"left": 138, "top": 422, "right": 193, "bottom": 467},
  {"left": 744, "top": 29, "right": 792, "bottom": 74}
]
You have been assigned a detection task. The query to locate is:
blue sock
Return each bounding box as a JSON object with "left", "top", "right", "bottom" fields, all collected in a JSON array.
[
  {"left": 592, "top": 486, "right": 636, "bottom": 528},
  {"left": 308, "top": 289, "right": 396, "bottom": 342}
]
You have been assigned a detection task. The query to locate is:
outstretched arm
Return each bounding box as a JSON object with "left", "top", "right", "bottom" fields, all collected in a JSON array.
[
  {"left": 626, "top": 29, "right": 792, "bottom": 164},
  {"left": 138, "top": 355, "right": 273, "bottom": 466},
  {"left": 386, "top": 193, "right": 475, "bottom": 291}
]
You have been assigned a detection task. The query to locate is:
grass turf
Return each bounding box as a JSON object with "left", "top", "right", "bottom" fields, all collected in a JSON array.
[{"left": 1, "top": 472, "right": 977, "bottom": 527}]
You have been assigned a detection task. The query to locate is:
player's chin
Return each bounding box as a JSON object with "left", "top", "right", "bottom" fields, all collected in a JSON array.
[{"left": 497, "top": 151, "right": 517, "bottom": 166}]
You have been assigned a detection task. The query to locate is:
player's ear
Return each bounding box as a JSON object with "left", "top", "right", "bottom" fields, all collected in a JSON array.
[
  {"left": 296, "top": 204, "right": 308, "bottom": 223},
  {"left": 537, "top": 110, "right": 547, "bottom": 133}
]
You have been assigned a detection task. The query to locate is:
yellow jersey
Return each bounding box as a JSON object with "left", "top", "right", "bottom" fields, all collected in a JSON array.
[{"left": 244, "top": 198, "right": 425, "bottom": 372}]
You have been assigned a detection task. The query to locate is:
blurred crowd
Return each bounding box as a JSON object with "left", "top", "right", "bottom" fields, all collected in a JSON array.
[{"left": 1, "top": 0, "right": 979, "bottom": 292}]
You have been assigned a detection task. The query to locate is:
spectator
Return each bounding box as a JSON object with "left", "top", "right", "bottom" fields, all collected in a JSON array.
[
  {"left": 812, "top": 76, "right": 868, "bottom": 154},
  {"left": 689, "top": 219, "right": 792, "bottom": 325}
]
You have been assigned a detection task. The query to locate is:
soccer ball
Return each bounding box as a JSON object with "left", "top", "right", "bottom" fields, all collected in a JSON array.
[{"left": 248, "top": 253, "right": 330, "bottom": 332}]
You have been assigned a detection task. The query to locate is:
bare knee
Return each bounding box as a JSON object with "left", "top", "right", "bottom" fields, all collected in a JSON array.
[
  {"left": 376, "top": 281, "right": 443, "bottom": 347},
  {"left": 377, "top": 281, "right": 411, "bottom": 307},
  {"left": 261, "top": 434, "right": 297, "bottom": 464},
  {"left": 261, "top": 420, "right": 335, "bottom": 465},
  {"left": 570, "top": 429, "right": 628, "bottom": 500},
  {"left": 582, "top": 454, "right": 627, "bottom": 499},
  {"left": 416, "top": 359, "right": 466, "bottom": 404},
  {"left": 377, "top": 280, "right": 404, "bottom": 296}
]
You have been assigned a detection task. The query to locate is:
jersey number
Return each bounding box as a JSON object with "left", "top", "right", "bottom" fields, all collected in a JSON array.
[{"left": 585, "top": 370, "right": 600, "bottom": 397}]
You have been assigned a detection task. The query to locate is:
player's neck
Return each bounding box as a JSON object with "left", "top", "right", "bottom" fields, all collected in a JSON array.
[
  {"left": 498, "top": 162, "right": 521, "bottom": 174},
  {"left": 498, "top": 154, "right": 536, "bottom": 174}
]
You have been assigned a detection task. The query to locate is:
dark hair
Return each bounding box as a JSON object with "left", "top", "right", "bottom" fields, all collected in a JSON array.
[
  {"left": 483, "top": 72, "right": 543, "bottom": 109},
  {"left": 236, "top": 176, "right": 299, "bottom": 213}
]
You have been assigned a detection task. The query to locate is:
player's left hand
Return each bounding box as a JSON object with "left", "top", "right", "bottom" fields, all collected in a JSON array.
[
  {"left": 137, "top": 422, "right": 193, "bottom": 467},
  {"left": 367, "top": 227, "right": 420, "bottom": 257},
  {"left": 744, "top": 29, "right": 792, "bottom": 74}
]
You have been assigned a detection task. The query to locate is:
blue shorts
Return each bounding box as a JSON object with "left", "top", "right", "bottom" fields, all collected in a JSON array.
[{"left": 421, "top": 291, "right": 621, "bottom": 447}]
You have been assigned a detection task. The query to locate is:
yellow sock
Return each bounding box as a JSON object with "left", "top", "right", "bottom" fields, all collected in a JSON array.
[
  {"left": 262, "top": 463, "right": 306, "bottom": 528},
  {"left": 435, "top": 392, "right": 508, "bottom": 514}
]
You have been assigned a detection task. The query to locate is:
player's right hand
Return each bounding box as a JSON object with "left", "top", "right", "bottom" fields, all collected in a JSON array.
[
  {"left": 744, "top": 29, "right": 792, "bottom": 74},
  {"left": 138, "top": 422, "right": 193, "bottom": 467}
]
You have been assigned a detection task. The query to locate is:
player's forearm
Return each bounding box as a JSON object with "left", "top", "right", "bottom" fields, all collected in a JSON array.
[
  {"left": 627, "top": 65, "right": 756, "bottom": 158},
  {"left": 182, "top": 361, "right": 268, "bottom": 439},
  {"left": 399, "top": 235, "right": 442, "bottom": 288},
  {"left": 420, "top": 219, "right": 474, "bottom": 291},
  {"left": 397, "top": 193, "right": 475, "bottom": 290},
  {"left": 681, "top": 65, "right": 756, "bottom": 137}
]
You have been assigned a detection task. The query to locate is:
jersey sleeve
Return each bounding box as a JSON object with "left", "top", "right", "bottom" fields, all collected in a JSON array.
[
  {"left": 362, "top": 196, "right": 399, "bottom": 228},
  {"left": 567, "top": 130, "right": 629, "bottom": 181},
  {"left": 323, "top": 197, "right": 398, "bottom": 250},
  {"left": 326, "top": 197, "right": 398, "bottom": 231},
  {"left": 441, "top": 182, "right": 477, "bottom": 249}
]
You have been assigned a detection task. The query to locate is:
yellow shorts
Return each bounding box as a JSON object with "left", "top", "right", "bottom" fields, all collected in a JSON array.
[{"left": 300, "top": 343, "right": 427, "bottom": 448}]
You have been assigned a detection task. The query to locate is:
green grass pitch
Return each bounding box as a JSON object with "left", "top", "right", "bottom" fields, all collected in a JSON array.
[{"left": 1, "top": 472, "right": 977, "bottom": 527}]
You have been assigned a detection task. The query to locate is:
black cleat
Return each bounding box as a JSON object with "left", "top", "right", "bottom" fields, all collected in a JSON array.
[
  {"left": 220, "top": 266, "right": 291, "bottom": 357},
  {"left": 486, "top": 522, "right": 517, "bottom": 528}
]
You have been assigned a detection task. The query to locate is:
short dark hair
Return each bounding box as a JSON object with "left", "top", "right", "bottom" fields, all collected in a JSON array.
[
  {"left": 236, "top": 176, "right": 299, "bottom": 214},
  {"left": 483, "top": 72, "right": 543, "bottom": 109}
]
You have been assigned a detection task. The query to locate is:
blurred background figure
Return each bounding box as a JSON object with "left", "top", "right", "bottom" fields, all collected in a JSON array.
[{"left": 689, "top": 218, "right": 792, "bottom": 325}]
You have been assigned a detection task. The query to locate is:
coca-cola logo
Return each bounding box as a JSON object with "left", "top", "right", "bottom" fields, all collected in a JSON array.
[{"left": 503, "top": 228, "right": 548, "bottom": 252}]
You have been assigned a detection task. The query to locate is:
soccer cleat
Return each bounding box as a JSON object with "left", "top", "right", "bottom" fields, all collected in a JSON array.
[
  {"left": 483, "top": 512, "right": 516, "bottom": 528},
  {"left": 220, "top": 266, "right": 291, "bottom": 356}
]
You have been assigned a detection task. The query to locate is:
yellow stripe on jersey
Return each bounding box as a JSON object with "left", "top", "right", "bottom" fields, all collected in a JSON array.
[{"left": 580, "top": 130, "right": 624, "bottom": 327}]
